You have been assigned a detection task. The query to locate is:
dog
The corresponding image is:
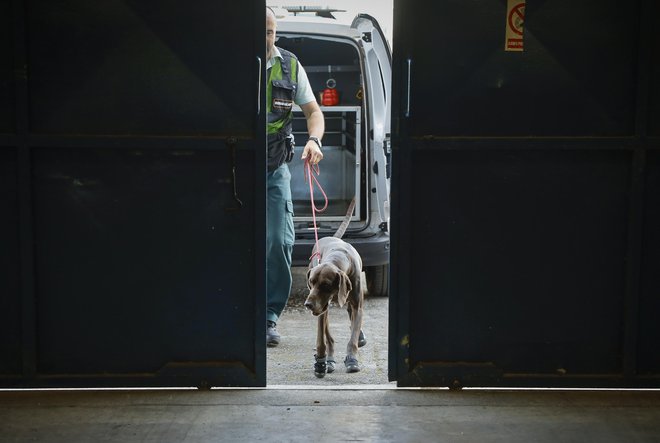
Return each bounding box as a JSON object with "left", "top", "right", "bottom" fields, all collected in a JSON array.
[{"left": 304, "top": 197, "right": 364, "bottom": 377}]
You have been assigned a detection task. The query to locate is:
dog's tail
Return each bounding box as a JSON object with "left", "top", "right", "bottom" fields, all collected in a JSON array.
[{"left": 333, "top": 197, "right": 356, "bottom": 239}]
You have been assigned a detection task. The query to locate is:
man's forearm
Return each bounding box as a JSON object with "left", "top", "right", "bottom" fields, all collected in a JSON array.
[
  {"left": 299, "top": 101, "right": 325, "bottom": 164},
  {"left": 306, "top": 108, "right": 325, "bottom": 139}
]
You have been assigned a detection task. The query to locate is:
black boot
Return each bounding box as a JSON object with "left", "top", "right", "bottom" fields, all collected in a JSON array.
[{"left": 266, "top": 320, "right": 280, "bottom": 347}]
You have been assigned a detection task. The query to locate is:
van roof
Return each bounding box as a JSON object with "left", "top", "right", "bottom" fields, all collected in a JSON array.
[
  {"left": 277, "top": 5, "right": 346, "bottom": 19},
  {"left": 272, "top": 7, "right": 361, "bottom": 38}
]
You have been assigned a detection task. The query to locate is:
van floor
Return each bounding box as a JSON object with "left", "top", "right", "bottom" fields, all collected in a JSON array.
[{"left": 293, "top": 199, "right": 353, "bottom": 219}]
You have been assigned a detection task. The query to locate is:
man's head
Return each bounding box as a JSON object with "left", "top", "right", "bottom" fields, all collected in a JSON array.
[{"left": 266, "top": 7, "right": 277, "bottom": 60}]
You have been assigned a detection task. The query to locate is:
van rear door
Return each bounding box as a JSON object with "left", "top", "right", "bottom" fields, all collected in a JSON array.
[{"left": 351, "top": 14, "right": 392, "bottom": 223}]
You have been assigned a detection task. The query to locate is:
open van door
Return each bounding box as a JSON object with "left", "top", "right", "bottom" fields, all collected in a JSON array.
[
  {"left": 351, "top": 14, "right": 392, "bottom": 229},
  {"left": 351, "top": 14, "right": 392, "bottom": 297}
]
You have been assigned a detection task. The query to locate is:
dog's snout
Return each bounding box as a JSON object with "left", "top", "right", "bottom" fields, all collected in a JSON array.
[{"left": 304, "top": 296, "right": 324, "bottom": 316}]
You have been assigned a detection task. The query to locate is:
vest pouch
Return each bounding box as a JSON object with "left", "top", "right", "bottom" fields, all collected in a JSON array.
[
  {"left": 267, "top": 132, "right": 295, "bottom": 172},
  {"left": 284, "top": 133, "right": 295, "bottom": 164},
  {"left": 271, "top": 80, "right": 296, "bottom": 117}
]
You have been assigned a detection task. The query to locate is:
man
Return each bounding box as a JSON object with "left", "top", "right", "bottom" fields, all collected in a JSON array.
[{"left": 265, "top": 6, "right": 324, "bottom": 346}]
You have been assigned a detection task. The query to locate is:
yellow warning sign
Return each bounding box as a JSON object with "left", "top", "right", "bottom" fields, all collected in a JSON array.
[{"left": 505, "top": 0, "right": 525, "bottom": 52}]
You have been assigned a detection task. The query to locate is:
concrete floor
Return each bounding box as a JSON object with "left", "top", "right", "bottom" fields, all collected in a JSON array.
[
  {"left": 3, "top": 271, "right": 660, "bottom": 442},
  {"left": 1, "top": 388, "right": 660, "bottom": 442}
]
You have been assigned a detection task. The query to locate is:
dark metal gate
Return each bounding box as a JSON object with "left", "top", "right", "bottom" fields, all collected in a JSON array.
[
  {"left": 1, "top": 1, "right": 266, "bottom": 387},
  {"left": 390, "top": 0, "right": 660, "bottom": 387}
]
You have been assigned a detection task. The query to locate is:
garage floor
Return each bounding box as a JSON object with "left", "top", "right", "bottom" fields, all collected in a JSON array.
[
  {"left": 3, "top": 269, "right": 660, "bottom": 442},
  {"left": 1, "top": 388, "right": 660, "bottom": 442}
]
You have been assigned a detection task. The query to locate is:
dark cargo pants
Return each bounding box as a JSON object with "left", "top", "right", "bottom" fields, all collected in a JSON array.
[{"left": 266, "top": 164, "right": 294, "bottom": 323}]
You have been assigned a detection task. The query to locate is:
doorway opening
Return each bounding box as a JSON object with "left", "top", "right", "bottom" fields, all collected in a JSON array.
[{"left": 265, "top": 2, "right": 394, "bottom": 386}]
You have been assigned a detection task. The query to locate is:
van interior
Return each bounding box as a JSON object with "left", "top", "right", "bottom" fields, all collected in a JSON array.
[{"left": 276, "top": 35, "right": 366, "bottom": 232}]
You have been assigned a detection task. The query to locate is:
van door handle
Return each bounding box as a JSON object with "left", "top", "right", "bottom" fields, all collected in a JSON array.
[
  {"left": 257, "top": 56, "right": 262, "bottom": 115},
  {"left": 405, "top": 58, "right": 412, "bottom": 118}
]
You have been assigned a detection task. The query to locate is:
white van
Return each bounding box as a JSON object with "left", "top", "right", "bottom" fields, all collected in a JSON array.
[{"left": 273, "top": 7, "right": 392, "bottom": 297}]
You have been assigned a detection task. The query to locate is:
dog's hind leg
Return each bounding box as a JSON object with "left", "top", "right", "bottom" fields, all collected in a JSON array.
[
  {"left": 346, "top": 305, "right": 363, "bottom": 357},
  {"left": 347, "top": 305, "right": 367, "bottom": 347}
]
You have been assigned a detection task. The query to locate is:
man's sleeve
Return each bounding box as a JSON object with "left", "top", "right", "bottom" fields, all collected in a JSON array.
[{"left": 294, "top": 63, "right": 317, "bottom": 106}]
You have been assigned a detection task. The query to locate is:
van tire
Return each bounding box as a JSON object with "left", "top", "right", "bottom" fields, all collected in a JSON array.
[{"left": 365, "top": 265, "right": 389, "bottom": 297}]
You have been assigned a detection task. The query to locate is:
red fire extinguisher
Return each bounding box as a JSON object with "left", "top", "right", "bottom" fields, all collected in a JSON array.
[{"left": 321, "top": 67, "right": 339, "bottom": 106}]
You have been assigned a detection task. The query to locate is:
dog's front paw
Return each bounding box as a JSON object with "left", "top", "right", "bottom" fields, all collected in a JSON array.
[
  {"left": 314, "top": 355, "right": 327, "bottom": 378},
  {"left": 344, "top": 355, "right": 360, "bottom": 373},
  {"left": 327, "top": 358, "right": 336, "bottom": 373}
]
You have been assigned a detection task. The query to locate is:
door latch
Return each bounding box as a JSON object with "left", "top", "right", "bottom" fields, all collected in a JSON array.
[{"left": 225, "top": 137, "right": 243, "bottom": 211}]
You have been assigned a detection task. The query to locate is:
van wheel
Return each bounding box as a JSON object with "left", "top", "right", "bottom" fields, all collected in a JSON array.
[{"left": 365, "top": 265, "right": 389, "bottom": 297}]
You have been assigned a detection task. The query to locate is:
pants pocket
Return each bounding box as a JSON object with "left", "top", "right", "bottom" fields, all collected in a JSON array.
[{"left": 283, "top": 200, "right": 295, "bottom": 246}]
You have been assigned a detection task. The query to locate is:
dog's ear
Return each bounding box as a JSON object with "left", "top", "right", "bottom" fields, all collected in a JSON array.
[{"left": 336, "top": 271, "right": 353, "bottom": 308}]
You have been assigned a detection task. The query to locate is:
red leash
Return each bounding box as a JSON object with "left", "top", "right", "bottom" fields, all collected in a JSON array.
[{"left": 304, "top": 158, "right": 328, "bottom": 266}]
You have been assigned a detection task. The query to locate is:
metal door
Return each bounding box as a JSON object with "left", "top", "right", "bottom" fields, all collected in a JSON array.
[
  {"left": 1, "top": 1, "right": 266, "bottom": 387},
  {"left": 390, "top": 0, "right": 660, "bottom": 387}
]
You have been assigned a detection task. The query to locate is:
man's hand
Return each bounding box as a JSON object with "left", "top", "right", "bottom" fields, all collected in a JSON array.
[{"left": 301, "top": 139, "right": 323, "bottom": 165}]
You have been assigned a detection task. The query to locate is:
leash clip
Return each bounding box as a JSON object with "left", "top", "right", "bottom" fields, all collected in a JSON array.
[{"left": 310, "top": 252, "right": 321, "bottom": 268}]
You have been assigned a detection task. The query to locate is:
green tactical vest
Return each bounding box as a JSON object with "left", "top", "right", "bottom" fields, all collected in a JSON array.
[{"left": 267, "top": 47, "right": 299, "bottom": 136}]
